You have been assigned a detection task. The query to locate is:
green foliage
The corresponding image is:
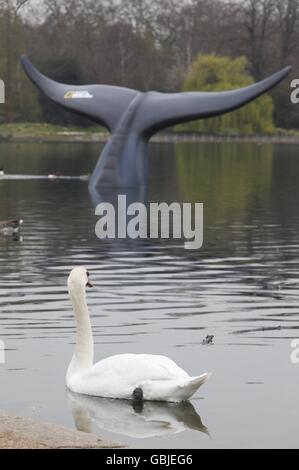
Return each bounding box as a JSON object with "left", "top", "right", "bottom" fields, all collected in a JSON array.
[
  {"left": 178, "top": 55, "right": 274, "bottom": 135},
  {"left": 0, "top": 12, "right": 41, "bottom": 123}
]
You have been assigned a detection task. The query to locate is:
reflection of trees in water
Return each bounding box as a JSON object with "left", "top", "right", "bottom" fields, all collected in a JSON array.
[
  {"left": 0, "top": 142, "right": 100, "bottom": 283},
  {"left": 3, "top": 141, "right": 299, "bottom": 276},
  {"left": 0, "top": 142, "right": 100, "bottom": 178},
  {"left": 174, "top": 142, "right": 274, "bottom": 255},
  {"left": 175, "top": 142, "right": 273, "bottom": 217},
  {"left": 174, "top": 142, "right": 299, "bottom": 293}
]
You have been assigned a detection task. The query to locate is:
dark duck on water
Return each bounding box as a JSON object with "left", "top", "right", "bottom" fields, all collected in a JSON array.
[{"left": 0, "top": 220, "right": 23, "bottom": 236}]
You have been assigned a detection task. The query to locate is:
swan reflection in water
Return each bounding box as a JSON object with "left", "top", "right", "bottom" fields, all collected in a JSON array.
[{"left": 67, "top": 391, "right": 209, "bottom": 439}]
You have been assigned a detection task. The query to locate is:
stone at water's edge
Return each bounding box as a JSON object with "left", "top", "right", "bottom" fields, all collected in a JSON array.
[{"left": 0, "top": 411, "right": 124, "bottom": 449}]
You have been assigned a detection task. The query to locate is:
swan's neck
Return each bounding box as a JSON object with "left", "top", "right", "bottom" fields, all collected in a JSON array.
[{"left": 69, "top": 285, "right": 94, "bottom": 372}]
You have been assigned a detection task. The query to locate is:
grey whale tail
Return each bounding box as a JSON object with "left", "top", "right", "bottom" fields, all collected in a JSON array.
[{"left": 21, "top": 55, "right": 292, "bottom": 190}]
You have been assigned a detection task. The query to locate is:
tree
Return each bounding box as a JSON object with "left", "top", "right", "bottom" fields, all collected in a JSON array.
[
  {"left": 0, "top": 0, "right": 30, "bottom": 121},
  {"left": 179, "top": 54, "right": 274, "bottom": 135},
  {"left": 225, "top": 0, "right": 276, "bottom": 80},
  {"left": 0, "top": 0, "right": 296, "bottom": 129},
  {"left": 275, "top": 0, "right": 299, "bottom": 67}
]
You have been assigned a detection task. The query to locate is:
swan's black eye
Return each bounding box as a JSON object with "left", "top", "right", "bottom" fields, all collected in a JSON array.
[{"left": 87, "top": 271, "right": 90, "bottom": 277}]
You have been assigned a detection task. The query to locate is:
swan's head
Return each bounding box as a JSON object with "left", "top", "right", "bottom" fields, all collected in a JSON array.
[{"left": 68, "top": 266, "right": 93, "bottom": 291}]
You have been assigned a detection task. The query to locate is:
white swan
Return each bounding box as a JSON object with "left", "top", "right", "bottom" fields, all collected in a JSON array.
[{"left": 66, "top": 267, "right": 210, "bottom": 402}]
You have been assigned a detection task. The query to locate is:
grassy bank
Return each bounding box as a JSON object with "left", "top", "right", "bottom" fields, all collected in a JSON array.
[
  {"left": 0, "top": 123, "right": 107, "bottom": 143},
  {"left": 1, "top": 123, "right": 299, "bottom": 144}
]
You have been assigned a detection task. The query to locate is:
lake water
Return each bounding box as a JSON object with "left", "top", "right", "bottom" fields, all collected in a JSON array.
[{"left": 0, "top": 141, "right": 299, "bottom": 449}]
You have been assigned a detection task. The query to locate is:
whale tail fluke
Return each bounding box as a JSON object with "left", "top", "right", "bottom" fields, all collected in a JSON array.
[
  {"left": 21, "top": 55, "right": 292, "bottom": 137},
  {"left": 21, "top": 55, "right": 138, "bottom": 132},
  {"left": 21, "top": 56, "right": 292, "bottom": 190},
  {"left": 140, "top": 66, "right": 292, "bottom": 136}
]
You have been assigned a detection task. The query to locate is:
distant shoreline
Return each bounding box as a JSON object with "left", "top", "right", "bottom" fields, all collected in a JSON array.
[{"left": 1, "top": 124, "right": 299, "bottom": 145}]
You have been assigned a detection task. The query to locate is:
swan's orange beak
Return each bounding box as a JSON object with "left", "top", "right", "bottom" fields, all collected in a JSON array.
[{"left": 86, "top": 281, "right": 93, "bottom": 288}]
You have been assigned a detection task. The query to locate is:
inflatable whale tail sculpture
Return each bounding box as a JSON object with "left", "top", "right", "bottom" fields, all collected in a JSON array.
[{"left": 21, "top": 56, "right": 291, "bottom": 190}]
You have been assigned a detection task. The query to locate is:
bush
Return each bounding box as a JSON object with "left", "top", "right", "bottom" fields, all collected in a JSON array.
[{"left": 178, "top": 55, "right": 274, "bottom": 135}]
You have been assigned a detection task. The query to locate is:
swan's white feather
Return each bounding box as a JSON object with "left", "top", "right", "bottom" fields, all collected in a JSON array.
[{"left": 67, "top": 353, "right": 208, "bottom": 402}]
